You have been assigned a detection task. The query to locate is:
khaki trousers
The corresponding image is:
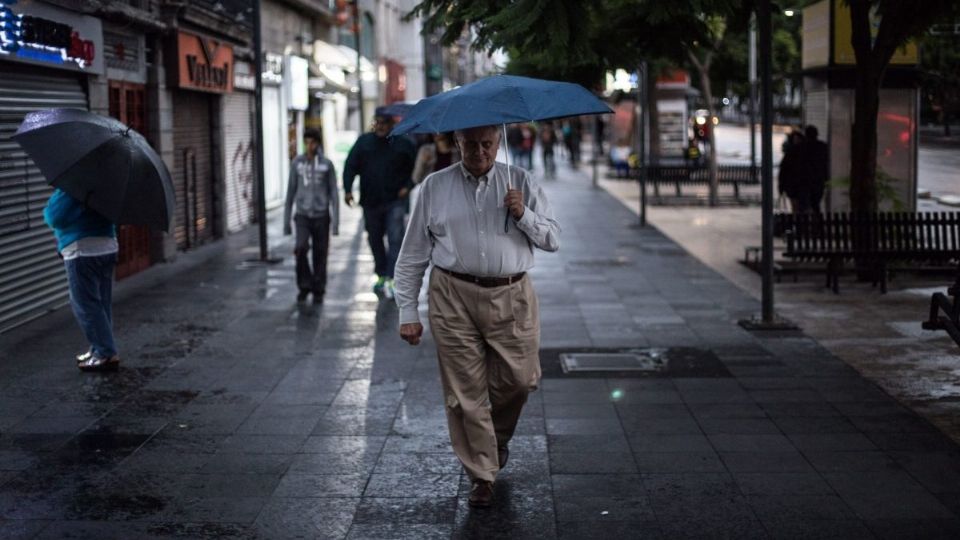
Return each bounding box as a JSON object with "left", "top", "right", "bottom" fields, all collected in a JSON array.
[{"left": 428, "top": 269, "right": 541, "bottom": 482}]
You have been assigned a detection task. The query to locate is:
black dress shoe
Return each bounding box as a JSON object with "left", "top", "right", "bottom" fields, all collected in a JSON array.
[
  {"left": 498, "top": 444, "right": 509, "bottom": 469},
  {"left": 468, "top": 480, "right": 494, "bottom": 508},
  {"left": 297, "top": 290, "right": 309, "bottom": 302},
  {"left": 312, "top": 291, "right": 324, "bottom": 305}
]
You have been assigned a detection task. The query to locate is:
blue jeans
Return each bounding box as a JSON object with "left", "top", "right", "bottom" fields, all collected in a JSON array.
[
  {"left": 65, "top": 253, "right": 118, "bottom": 358},
  {"left": 363, "top": 201, "right": 406, "bottom": 279}
]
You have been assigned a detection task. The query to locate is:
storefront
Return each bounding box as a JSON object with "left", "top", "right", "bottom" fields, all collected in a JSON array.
[
  {"left": 103, "top": 25, "right": 152, "bottom": 278},
  {"left": 0, "top": 1, "right": 103, "bottom": 332},
  {"left": 170, "top": 30, "right": 233, "bottom": 250}
]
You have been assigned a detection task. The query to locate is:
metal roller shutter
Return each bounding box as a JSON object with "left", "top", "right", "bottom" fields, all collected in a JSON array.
[
  {"left": 0, "top": 69, "right": 87, "bottom": 333},
  {"left": 222, "top": 92, "right": 255, "bottom": 233},
  {"left": 172, "top": 91, "right": 215, "bottom": 250}
]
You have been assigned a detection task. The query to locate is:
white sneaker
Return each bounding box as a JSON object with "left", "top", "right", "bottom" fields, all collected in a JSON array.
[{"left": 385, "top": 278, "right": 395, "bottom": 299}]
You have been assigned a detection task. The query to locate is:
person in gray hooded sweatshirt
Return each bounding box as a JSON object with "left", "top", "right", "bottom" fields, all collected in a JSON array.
[{"left": 283, "top": 128, "right": 340, "bottom": 303}]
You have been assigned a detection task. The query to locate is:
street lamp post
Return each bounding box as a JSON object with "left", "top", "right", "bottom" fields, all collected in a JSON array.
[
  {"left": 637, "top": 62, "right": 647, "bottom": 227},
  {"left": 252, "top": 0, "right": 268, "bottom": 261},
  {"left": 352, "top": 0, "right": 364, "bottom": 133},
  {"left": 738, "top": 0, "right": 796, "bottom": 331}
]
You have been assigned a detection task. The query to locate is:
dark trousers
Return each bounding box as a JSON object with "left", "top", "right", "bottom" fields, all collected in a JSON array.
[
  {"left": 363, "top": 201, "right": 405, "bottom": 279},
  {"left": 294, "top": 214, "right": 330, "bottom": 294}
]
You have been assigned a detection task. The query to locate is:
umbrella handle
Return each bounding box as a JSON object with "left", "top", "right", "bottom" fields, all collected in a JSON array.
[{"left": 503, "top": 123, "right": 511, "bottom": 233}]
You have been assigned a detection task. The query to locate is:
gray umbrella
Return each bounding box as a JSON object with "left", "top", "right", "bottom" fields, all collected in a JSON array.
[{"left": 13, "top": 108, "right": 175, "bottom": 232}]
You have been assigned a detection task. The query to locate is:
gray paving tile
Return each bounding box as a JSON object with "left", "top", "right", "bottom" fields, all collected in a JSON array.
[
  {"left": 352, "top": 497, "right": 457, "bottom": 525},
  {"left": 633, "top": 451, "right": 726, "bottom": 473},
  {"left": 272, "top": 473, "right": 367, "bottom": 498},
  {"left": 548, "top": 434, "right": 631, "bottom": 454},
  {"left": 824, "top": 470, "right": 956, "bottom": 520},
  {"left": 363, "top": 474, "right": 460, "bottom": 498},
  {"left": 628, "top": 433, "right": 714, "bottom": 453},
  {"left": 733, "top": 472, "right": 834, "bottom": 495},
  {"left": 549, "top": 452, "right": 638, "bottom": 474}
]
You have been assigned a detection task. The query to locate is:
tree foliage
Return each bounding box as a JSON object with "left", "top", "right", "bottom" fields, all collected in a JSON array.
[{"left": 408, "top": 0, "right": 742, "bottom": 87}]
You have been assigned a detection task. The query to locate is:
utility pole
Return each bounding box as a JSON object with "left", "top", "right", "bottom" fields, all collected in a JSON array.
[
  {"left": 748, "top": 14, "right": 757, "bottom": 171},
  {"left": 738, "top": 0, "right": 796, "bottom": 331},
  {"left": 352, "top": 0, "right": 364, "bottom": 133},
  {"left": 252, "top": 0, "right": 269, "bottom": 261},
  {"left": 637, "top": 62, "right": 647, "bottom": 227}
]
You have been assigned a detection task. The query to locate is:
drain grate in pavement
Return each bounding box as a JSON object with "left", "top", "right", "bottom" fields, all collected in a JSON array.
[
  {"left": 541, "top": 347, "right": 730, "bottom": 378},
  {"left": 560, "top": 351, "right": 665, "bottom": 373}
]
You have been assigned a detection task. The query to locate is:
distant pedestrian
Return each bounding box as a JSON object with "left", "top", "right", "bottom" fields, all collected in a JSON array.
[
  {"left": 412, "top": 132, "right": 460, "bottom": 185},
  {"left": 411, "top": 132, "right": 460, "bottom": 217},
  {"left": 506, "top": 124, "right": 523, "bottom": 166},
  {"left": 685, "top": 137, "right": 703, "bottom": 165},
  {"left": 394, "top": 124, "right": 560, "bottom": 509},
  {"left": 43, "top": 189, "right": 120, "bottom": 372},
  {"left": 343, "top": 107, "right": 416, "bottom": 297},
  {"left": 283, "top": 128, "right": 340, "bottom": 304},
  {"left": 610, "top": 139, "right": 632, "bottom": 178},
  {"left": 564, "top": 117, "right": 583, "bottom": 167},
  {"left": 778, "top": 130, "right": 807, "bottom": 212},
  {"left": 519, "top": 123, "right": 536, "bottom": 170},
  {"left": 801, "top": 125, "right": 829, "bottom": 213},
  {"left": 539, "top": 121, "right": 557, "bottom": 178}
]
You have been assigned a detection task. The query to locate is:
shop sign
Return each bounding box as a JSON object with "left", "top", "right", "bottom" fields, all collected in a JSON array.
[
  {"left": 234, "top": 60, "right": 255, "bottom": 91},
  {"left": 175, "top": 31, "right": 233, "bottom": 93},
  {"left": 263, "top": 52, "right": 283, "bottom": 84},
  {"left": 0, "top": 0, "right": 103, "bottom": 74}
]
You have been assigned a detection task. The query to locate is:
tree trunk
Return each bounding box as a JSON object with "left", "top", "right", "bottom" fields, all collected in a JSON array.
[
  {"left": 647, "top": 69, "right": 660, "bottom": 161},
  {"left": 849, "top": 62, "right": 880, "bottom": 214}
]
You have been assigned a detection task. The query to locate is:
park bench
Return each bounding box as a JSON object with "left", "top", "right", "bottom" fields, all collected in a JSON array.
[
  {"left": 922, "top": 264, "right": 960, "bottom": 347},
  {"left": 775, "top": 212, "right": 960, "bottom": 293},
  {"left": 641, "top": 164, "right": 759, "bottom": 203}
]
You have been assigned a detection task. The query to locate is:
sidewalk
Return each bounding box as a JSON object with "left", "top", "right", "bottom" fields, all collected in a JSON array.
[{"left": 2, "top": 159, "right": 960, "bottom": 538}]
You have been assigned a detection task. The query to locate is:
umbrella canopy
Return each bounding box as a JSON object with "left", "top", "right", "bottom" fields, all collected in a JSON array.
[
  {"left": 13, "top": 108, "right": 175, "bottom": 232},
  {"left": 380, "top": 101, "right": 416, "bottom": 117},
  {"left": 390, "top": 75, "right": 612, "bottom": 137}
]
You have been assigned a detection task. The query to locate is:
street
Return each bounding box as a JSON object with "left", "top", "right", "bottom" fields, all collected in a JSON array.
[{"left": 3, "top": 160, "right": 960, "bottom": 539}]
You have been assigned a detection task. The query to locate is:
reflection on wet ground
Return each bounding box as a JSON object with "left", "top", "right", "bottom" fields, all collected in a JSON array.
[{"left": 2, "top": 166, "right": 960, "bottom": 538}]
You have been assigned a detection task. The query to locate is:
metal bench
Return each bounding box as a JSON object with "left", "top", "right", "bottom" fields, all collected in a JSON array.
[
  {"left": 775, "top": 212, "right": 960, "bottom": 293},
  {"left": 922, "top": 264, "right": 960, "bottom": 347},
  {"left": 642, "top": 164, "right": 759, "bottom": 203}
]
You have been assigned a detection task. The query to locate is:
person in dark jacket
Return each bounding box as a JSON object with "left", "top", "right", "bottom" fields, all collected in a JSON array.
[
  {"left": 343, "top": 107, "right": 416, "bottom": 297},
  {"left": 801, "top": 125, "right": 829, "bottom": 213},
  {"left": 283, "top": 128, "right": 339, "bottom": 304},
  {"left": 43, "top": 189, "right": 120, "bottom": 372},
  {"left": 778, "top": 130, "right": 806, "bottom": 212}
]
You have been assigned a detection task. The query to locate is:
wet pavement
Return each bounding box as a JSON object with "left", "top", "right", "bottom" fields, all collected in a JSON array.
[{"left": 3, "top": 159, "right": 960, "bottom": 539}]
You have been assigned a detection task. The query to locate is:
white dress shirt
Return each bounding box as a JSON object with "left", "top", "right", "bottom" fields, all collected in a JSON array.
[{"left": 394, "top": 161, "right": 560, "bottom": 325}]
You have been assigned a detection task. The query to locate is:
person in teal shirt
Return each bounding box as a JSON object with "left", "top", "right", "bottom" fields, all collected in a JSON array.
[{"left": 43, "top": 189, "right": 120, "bottom": 372}]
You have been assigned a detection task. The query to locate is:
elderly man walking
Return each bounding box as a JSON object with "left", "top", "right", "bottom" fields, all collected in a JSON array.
[{"left": 394, "top": 124, "right": 560, "bottom": 508}]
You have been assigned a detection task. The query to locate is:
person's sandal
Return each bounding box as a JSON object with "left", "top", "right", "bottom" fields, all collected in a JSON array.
[{"left": 78, "top": 354, "right": 120, "bottom": 372}]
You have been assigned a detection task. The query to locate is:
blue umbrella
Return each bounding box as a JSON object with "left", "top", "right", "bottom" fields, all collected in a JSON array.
[
  {"left": 380, "top": 101, "right": 416, "bottom": 117},
  {"left": 389, "top": 74, "right": 611, "bottom": 137}
]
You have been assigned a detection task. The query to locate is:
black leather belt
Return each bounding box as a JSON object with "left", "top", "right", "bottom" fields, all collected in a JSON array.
[{"left": 437, "top": 267, "right": 525, "bottom": 288}]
